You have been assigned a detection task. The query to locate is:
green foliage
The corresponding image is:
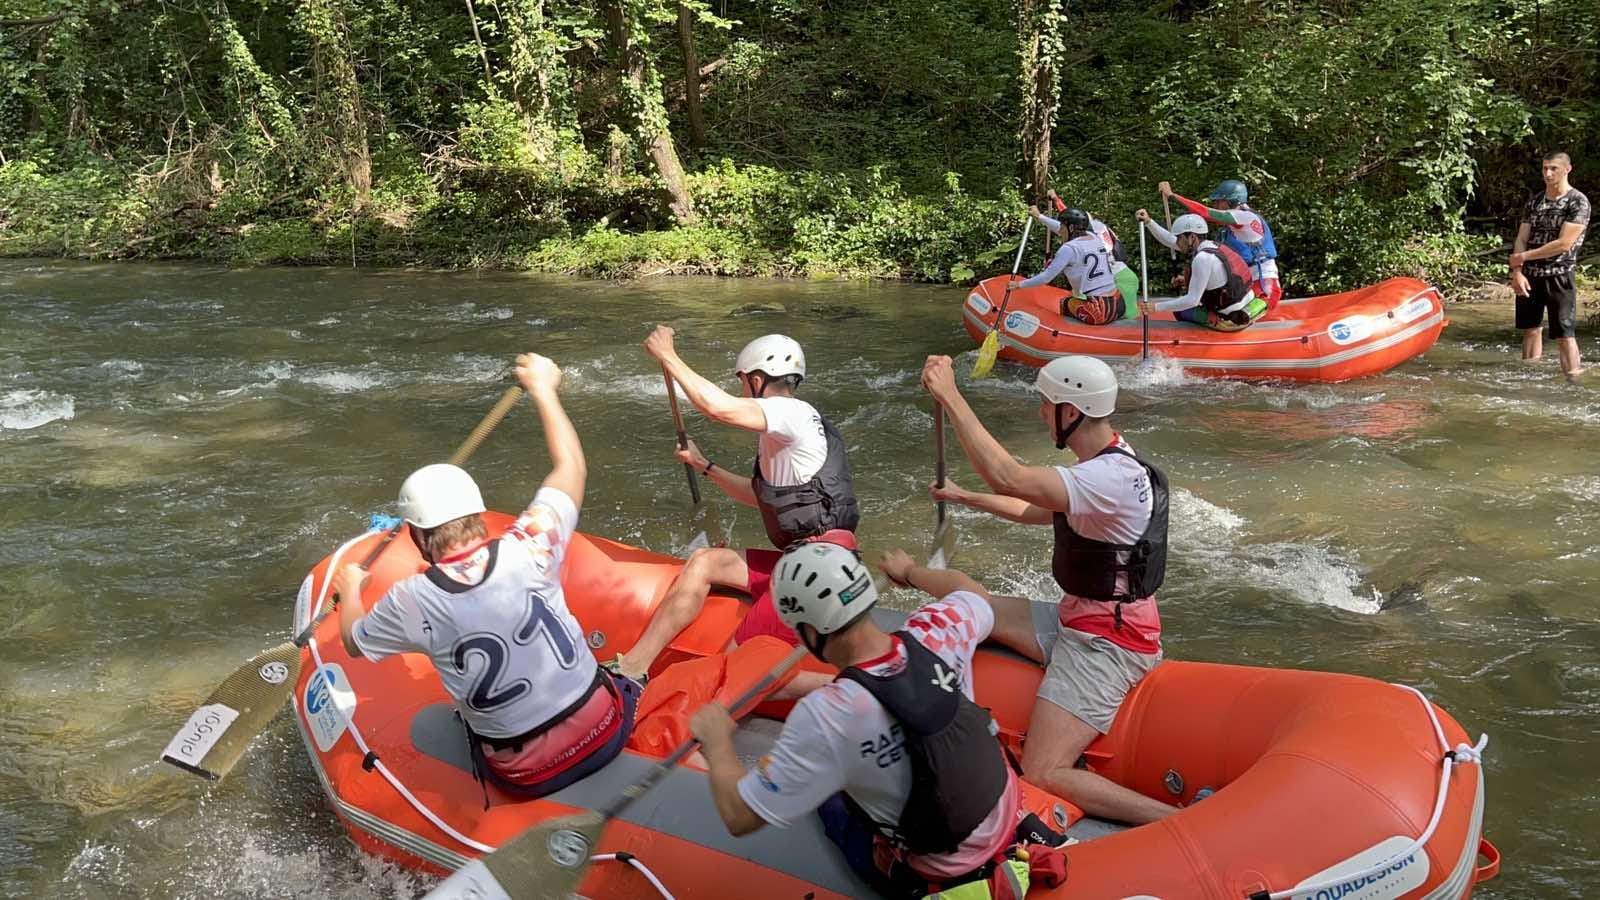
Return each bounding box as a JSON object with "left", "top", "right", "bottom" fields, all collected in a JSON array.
[{"left": 0, "top": 0, "right": 1594, "bottom": 290}]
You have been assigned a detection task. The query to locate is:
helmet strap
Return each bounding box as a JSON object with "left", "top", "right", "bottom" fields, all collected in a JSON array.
[
  {"left": 1054, "top": 403, "right": 1085, "bottom": 451},
  {"left": 744, "top": 372, "right": 771, "bottom": 399},
  {"left": 801, "top": 624, "right": 830, "bottom": 662},
  {"left": 407, "top": 523, "right": 434, "bottom": 564}
]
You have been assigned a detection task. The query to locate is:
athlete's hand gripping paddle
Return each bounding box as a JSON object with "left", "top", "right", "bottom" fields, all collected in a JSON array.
[
  {"left": 421, "top": 644, "right": 812, "bottom": 900},
  {"left": 973, "top": 216, "right": 1033, "bottom": 378},
  {"left": 159, "top": 384, "right": 525, "bottom": 781}
]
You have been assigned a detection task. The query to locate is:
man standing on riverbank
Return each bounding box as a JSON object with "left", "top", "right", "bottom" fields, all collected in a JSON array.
[{"left": 1512, "top": 152, "right": 1590, "bottom": 377}]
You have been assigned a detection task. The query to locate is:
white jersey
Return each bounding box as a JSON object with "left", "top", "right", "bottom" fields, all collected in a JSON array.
[
  {"left": 1018, "top": 232, "right": 1117, "bottom": 296},
  {"left": 736, "top": 592, "right": 1022, "bottom": 878},
  {"left": 753, "top": 396, "right": 828, "bottom": 485},
  {"left": 352, "top": 487, "right": 597, "bottom": 740},
  {"left": 1218, "top": 207, "right": 1279, "bottom": 282}
]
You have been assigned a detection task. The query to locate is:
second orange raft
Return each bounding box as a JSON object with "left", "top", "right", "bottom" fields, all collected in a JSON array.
[{"left": 963, "top": 275, "right": 1447, "bottom": 381}]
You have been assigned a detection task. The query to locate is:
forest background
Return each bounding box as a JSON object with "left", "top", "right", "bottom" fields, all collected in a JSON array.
[{"left": 0, "top": 0, "right": 1595, "bottom": 293}]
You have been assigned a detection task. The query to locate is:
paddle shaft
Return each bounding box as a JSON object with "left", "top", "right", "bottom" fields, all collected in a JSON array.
[
  {"left": 1140, "top": 221, "right": 1150, "bottom": 361},
  {"left": 293, "top": 384, "right": 526, "bottom": 646},
  {"left": 988, "top": 216, "right": 1035, "bottom": 341},
  {"left": 934, "top": 403, "right": 947, "bottom": 527},
  {"left": 661, "top": 366, "right": 702, "bottom": 505},
  {"left": 596, "top": 644, "right": 810, "bottom": 822},
  {"left": 1162, "top": 193, "right": 1175, "bottom": 260}
]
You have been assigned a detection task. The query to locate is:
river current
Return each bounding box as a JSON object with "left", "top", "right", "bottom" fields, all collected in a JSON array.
[{"left": 0, "top": 261, "right": 1595, "bottom": 897}]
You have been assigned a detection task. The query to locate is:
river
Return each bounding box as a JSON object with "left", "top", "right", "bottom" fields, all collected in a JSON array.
[{"left": 1, "top": 260, "right": 1595, "bottom": 898}]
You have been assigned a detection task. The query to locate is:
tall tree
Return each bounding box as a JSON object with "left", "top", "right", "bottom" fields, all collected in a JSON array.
[
  {"left": 676, "top": 3, "right": 705, "bottom": 149},
  {"left": 599, "top": 0, "right": 694, "bottom": 222},
  {"left": 295, "top": 0, "right": 370, "bottom": 203},
  {"left": 1016, "top": 0, "right": 1064, "bottom": 204}
]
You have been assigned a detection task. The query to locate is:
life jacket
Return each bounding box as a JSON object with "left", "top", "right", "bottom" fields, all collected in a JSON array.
[
  {"left": 752, "top": 414, "right": 861, "bottom": 550},
  {"left": 1187, "top": 245, "right": 1256, "bottom": 324},
  {"left": 836, "top": 633, "right": 1010, "bottom": 856},
  {"left": 1051, "top": 446, "right": 1169, "bottom": 614},
  {"left": 1219, "top": 207, "right": 1278, "bottom": 273}
]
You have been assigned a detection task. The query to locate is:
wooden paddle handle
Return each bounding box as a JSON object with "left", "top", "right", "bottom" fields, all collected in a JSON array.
[
  {"left": 662, "top": 366, "right": 702, "bottom": 505},
  {"left": 934, "top": 403, "right": 947, "bottom": 526},
  {"left": 1162, "top": 193, "right": 1175, "bottom": 260},
  {"left": 449, "top": 384, "right": 525, "bottom": 466}
]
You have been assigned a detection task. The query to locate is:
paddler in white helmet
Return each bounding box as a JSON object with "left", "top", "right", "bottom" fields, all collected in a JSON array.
[
  {"left": 689, "top": 541, "right": 1068, "bottom": 899},
  {"left": 611, "top": 328, "right": 861, "bottom": 689},
  {"left": 919, "top": 353, "right": 1177, "bottom": 824},
  {"left": 1136, "top": 209, "right": 1268, "bottom": 331},
  {"left": 334, "top": 353, "right": 640, "bottom": 798}
]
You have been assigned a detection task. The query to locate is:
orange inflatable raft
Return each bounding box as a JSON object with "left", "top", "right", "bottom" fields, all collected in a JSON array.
[
  {"left": 962, "top": 275, "right": 1447, "bottom": 382},
  {"left": 291, "top": 514, "right": 1499, "bottom": 898}
]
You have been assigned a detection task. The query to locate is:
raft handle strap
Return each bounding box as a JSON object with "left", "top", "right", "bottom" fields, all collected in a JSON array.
[
  {"left": 592, "top": 852, "right": 676, "bottom": 899},
  {"left": 1257, "top": 683, "right": 1489, "bottom": 900},
  {"left": 361, "top": 751, "right": 379, "bottom": 772}
]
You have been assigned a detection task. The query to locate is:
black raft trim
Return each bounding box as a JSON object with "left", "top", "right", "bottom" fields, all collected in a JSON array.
[{"left": 362, "top": 750, "right": 380, "bottom": 772}]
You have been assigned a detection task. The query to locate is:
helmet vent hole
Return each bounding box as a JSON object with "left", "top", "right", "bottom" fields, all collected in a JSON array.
[
  {"left": 817, "top": 588, "right": 833, "bottom": 598},
  {"left": 804, "top": 572, "right": 818, "bottom": 586}
]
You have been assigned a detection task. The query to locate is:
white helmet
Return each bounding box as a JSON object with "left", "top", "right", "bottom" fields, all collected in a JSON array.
[
  {"left": 773, "top": 542, "right": 877, "bottom": 639},
  {"left": 735, "top": 334, "right": 806, "bottom": 381},
  {"left": 1170, "top": 213, "right": 1209, "bottom": 236},
  {"left": 1035, "top": 356, "right": 1118, "bottom": 417},
  {"left": 397, "top": 463, "right": 486, "bottom": 529}
]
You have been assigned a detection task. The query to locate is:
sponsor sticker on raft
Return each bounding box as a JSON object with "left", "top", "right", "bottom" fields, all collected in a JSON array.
[
  {"left": 304, "top": 663, "right": 358, "bottom": 752},
  {"left": 1394, "top": 296, "right": 1435, "bottom": 324},
  {"left": 1289, "top": 835, "right": 1429, "bottom": 900},
  {"left": 1327, "top": 315, "right": 1373, "bottom": 346},
  {"left": 161, "top": 703, "right": 240, "bottom": 770},
  {"left": 968, "top": 293, "right": 992, "bottom": 315},
  {"left": 1004, "top": 310, "right": 1040, "bottom": 338}
]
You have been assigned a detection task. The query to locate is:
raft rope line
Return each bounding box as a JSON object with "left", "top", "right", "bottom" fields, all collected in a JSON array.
[
  {"left": 302, "top": 530, "right": 677, "bottom": 899},
  {"left": 966, "top": 289, "right": 1440, "bottom": 348},
  {"left": 1258, "top": 683, "right": 1488, "bottom": 900}
]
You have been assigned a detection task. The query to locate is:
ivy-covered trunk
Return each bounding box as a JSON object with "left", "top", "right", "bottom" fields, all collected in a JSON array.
[
  {"left": 677, "top": 3, "right": 705, "bottom": 149},
  {"left": 1017, "top": 0, "right": 1064, "bottom": 205},
  {"left": 296, "top": 0, "right": 370, "bottom": 204},
  {"left": 599, "top": 0, "right": 695, "bottom": 222}
]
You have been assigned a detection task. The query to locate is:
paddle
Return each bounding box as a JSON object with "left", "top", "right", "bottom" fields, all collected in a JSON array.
[
  {"left": 159, "top": 384, "right": 526, "bottom": 781},
  {"left": 926, "top": 403, "right": 955, "bottom": 570},
  {"left": 1140, "top": 220, "right": 1151, "bottom": 362},
  {"left": 661, "top": 366, "right": 701, "bottom": 505},
  {"left": 422, "top": 644, "right": 812, "bottom": 900},
  {"left": 972, "top": 216, "right": 1033, "bottom": 378},
  {"left": 1162, "top": 191, "right": 1176, "bottom": 261}
]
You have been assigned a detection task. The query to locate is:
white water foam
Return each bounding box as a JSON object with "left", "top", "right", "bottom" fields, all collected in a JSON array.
[
  {"left": 99, "top": 359, "right": 144, "bottom": 378},
  {"left": 299, "top": 370, "right": 383, "bottom": 393},
  {"left": 1116, "top": 353, "right": 1191, "bottom": 391},
  {"left": 0, "top": 389, "right": 75, "bottom": 430}
]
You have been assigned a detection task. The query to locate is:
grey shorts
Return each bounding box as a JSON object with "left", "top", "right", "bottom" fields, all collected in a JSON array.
[{"left": 1031, "top": 601, "right": 1161, "bottom": 734}]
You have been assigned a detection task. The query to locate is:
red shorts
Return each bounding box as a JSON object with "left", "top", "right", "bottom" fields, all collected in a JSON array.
[{"left": 733, "top": 530, "right": 859, "bottom": 646}]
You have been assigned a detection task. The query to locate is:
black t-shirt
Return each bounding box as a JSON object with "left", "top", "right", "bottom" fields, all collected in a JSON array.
[{"left": 1522, "top": 188, "right": 1590, "bottom": 277}]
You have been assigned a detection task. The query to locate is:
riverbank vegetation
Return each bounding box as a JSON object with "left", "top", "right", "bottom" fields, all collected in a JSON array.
[{"left": 1, "top": 0, "right": 1595, "bottom": 291}]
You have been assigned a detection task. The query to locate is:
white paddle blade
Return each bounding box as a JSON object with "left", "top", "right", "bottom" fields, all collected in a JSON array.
[
  {"left": 424, "top": 812, "right": 605, "bottom": 900},
  {"left": 926, "top": 518, "right": 957, "bottom": 570},
  {"left": 685, "top": 530, "right": 710, "bottom": 552}
]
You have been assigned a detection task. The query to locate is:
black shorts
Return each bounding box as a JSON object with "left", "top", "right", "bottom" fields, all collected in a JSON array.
[{"left": 1515, "top": 271, "right": 1577, "bottom": 339}]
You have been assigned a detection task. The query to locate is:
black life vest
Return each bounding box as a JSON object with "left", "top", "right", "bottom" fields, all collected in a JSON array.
[
  {"left": 1051, "top": 445, "right": 1169, "bottom": 610},
  {"left": 836, "top": 632, "right": 1010, "bottom": 856},
  {"left": 1187, "top": 244, "right": 1256, "bottom": 324},
  {"left": 752, "top": 413, "right": 861, "bottom": 550}
]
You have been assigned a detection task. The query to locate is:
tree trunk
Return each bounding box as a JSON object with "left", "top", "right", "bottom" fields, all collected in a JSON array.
[
  {"left": 599, "top": 0, "right": 695, "bottom": 222},
  {"left": 677, "top": 3, "right": 705, "bottom": 149},
  {"left": 298, "top": 0, "right": 371, "bottom": 204},
  {"left": 1016, "top": 0, "right": 1063, "bottom": 206}
]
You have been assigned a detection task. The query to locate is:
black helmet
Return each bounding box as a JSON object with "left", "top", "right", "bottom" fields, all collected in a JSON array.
[{"left": 1062, "top": 207, "right": 1092, "bottom": 235}]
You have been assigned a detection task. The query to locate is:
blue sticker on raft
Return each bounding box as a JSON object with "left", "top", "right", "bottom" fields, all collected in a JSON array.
[{"left": 370, "top": 514, "right": 402, "bottom": 530}]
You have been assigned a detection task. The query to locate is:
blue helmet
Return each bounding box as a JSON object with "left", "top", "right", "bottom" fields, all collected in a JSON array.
[{"left": 1210, "top": 179, "right": 1249, "bottom": 205}]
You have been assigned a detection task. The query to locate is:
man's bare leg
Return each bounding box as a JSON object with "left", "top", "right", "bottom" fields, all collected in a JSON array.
[
  {"left": 617, "top": 547, "right": 750, "bottom": 679},
  {"left": 1558, "top": 336, "right": 1583, "bottom": 377},
  {"left": 984, "top": 594, "right": 1047, "bottom": 664},
  {"left": 1022, "top": 699, "right": 1175, "bottom": 824},
  {"left": 1522, "top": 327, "right": 1544, "bottom": 361}
]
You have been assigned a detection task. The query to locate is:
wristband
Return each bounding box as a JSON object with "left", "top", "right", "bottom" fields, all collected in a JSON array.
[{"left": 703, "top": 461, "right": 716, "bottom": 475}]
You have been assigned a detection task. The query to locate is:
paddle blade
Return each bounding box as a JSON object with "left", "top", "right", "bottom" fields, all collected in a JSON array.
[
  {"left": 425, "top": 812, "right": 606, "bottom": 900},
  {"left": 685, "top": 530, "right": 711, "bottom": 552},
  {"left": 972, "top": 330, "right": 999, "bottom": 378},
  {"left": 160, "top": 642, "right": 302, "bottom": 780},
  {"left": 926, "top": 517, "right": 957, "bottom": 571}
]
